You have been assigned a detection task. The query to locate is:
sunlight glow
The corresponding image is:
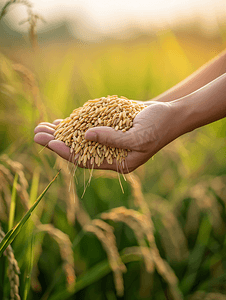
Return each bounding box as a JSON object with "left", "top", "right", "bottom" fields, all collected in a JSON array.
[{"left": 2, "top": 0, "right": 226, "bottom": 39}]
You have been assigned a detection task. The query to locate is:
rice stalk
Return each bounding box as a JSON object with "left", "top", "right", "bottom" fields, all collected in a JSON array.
[
  {"left": 8, "top": 173, "right": 18, "bottom": 231},
  {"left": 0, "top": 225, "right": 20, "bottom": 300},
  {"left": 84, "top": 219, "right": 126, "bottom": 297},
  {"left": 46, "top": 246, "right": 157, "bottom": 300},
  {"left": 101, "top": 207, "right": 183, "bottom": 300},
  {"left": 19, "top": 13, "right": 45, "bottom": 52},
  {"left": 56, "top": 158, "right": 79, "bottom": 225},
  {"left": 0, "top": 170, "right": 60, "bottom": 257},
  {"left": 0, "top": 165, "right": 13, "bottom": 221},
  {"left": 134, "top": 210, "right": 182, "bottom": 300},
  {"left": 92, "top": 219, "right": 126, "bottom": 273},
  {"left": 0, "top": 0, "right": 44, "bottom": 52},
  {"left": 56, "top": 157, "right": 91, "bottom": 227},
  {"left": 121, "top": 246, "right": 154, "bottom": 298},
  {"left": 92, "top": 171, "right": 182, "bottom": 297},
  {"left": 22, "top": 168, "right": 40, "bottom": 297},
  {"left": 148, "top": 194, "right": 189, "bottom": 262},
  {"left": 0, "top": 0, "right": 32, "bottom": 20},
  {"left": 210, "top": 176, "right": 226, "bottom": 201},
  {"left": 126, "top": 172, "right": 151, "bottom": 217},
  {"left": 160, "top": 213, "right": 189, "bottom": 261},
  {"left": 92, "top": 170, "right": 152, "bottom": 221},
  {"left": 189, "top": 291, "right": 226, "bottom": 300},
  {"left": 185, "top": 181, "right": 225, "bottom": 237},
  {"left": 23, "top": 233, "right": 34, "bottom": 300},
  {"left": 0, "top": 164, "right": 14, "bottom": 183},
  {"left": 30, "top": 264, "right": 41, "bottom": 293},
  {"left": 0, "top": 154, "right": 29, "bottom": 210},
  {"left": 101, "top": 207, "right": 154, "bottom": 273},
  {"left": 37, "top": 224, "right": 76, "bottom": 287},
  {"left": 12, "top": 64, "right": 44, "bottom": 121}
]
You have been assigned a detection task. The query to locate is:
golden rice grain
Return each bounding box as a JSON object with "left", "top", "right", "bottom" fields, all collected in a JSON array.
[
  {"left": 54, "top": 95, "right": 146, "bottom": 167},
  {"left": 0, "top": 225, "right": 21, "bottom": 300}
]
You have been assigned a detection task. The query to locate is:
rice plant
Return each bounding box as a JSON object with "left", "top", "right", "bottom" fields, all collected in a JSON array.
[{"left": 1, "top": 1, "right": 226, "bottom": 299}]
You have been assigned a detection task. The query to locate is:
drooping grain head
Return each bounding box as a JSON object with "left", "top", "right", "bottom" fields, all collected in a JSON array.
[{"left": 54, "top": 95, "right": 147, "bottom": 167}]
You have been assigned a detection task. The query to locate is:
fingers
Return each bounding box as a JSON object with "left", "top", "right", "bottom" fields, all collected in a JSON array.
[
  {"left": 47, "top": 139, "right": 125, "bottom": 171},
  {"left": 34, "top": 119, "right": 63, "bottom": 133},
  {"left": 47, "top": 139, "right": 116, "bottom": 170},
  {"left": 36, "top": 122, "right": 56, "bottom": 129},
  {"left": 34, "top": 120, "right": 62, "bottom": 139},
  {"left": 34, "top": 132, "right": 55, "bottom": 146},
  {"left": 48, "top": 140, "right": 71, "bottom": 161},
  {"left": 84, "top": 126, "right": 137, "bottom": 150},
  {"left": 53, "top": 119, "right": 63, "bottom": 125},
  {"left": 34, "top": 124, "right": 55, "bottom": 135},
  {"left": 35, "top": 131, "right": 148, "bottom": 173},
  {"left": 34, "top": 119, "right": 148, "bottom": 173},
  {"left": 47, "top": 139, "right": 142, "bottom": 173}
]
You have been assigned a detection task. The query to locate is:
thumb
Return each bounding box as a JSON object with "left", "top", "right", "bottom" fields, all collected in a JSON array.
[{"left": 84, "top": 126, "right": 135, "bottom": 149}]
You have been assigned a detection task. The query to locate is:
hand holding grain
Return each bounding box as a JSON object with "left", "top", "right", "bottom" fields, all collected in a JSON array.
[
  {"left": 34, "top": 100, "right": 178, "bottom": 173},
  {"left": 34, "top": 73, "right": 226, "bottom": 173}
]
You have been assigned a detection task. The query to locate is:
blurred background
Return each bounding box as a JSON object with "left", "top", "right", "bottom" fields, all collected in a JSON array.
[{"left": 0, "top": 0, "right": 226, "bottom": 299}]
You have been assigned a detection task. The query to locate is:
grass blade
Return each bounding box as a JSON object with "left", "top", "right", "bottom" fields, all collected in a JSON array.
[
  {"left": 8, "top": 173, "right": 18, "bottom": 231},
  {"left": 29, "top": 167, "right": 40, "bottom": 205},
  {"left": 180, "top": 214, "right": 212, "bottom": 294},
  {"left": 23, "top": 167, "right": 40, "bottom": 299},
  {"left": 48, "top": 250, "right": 143, "bottom": 300},
  {"left": 0, "top": 170, "right": 60, "bottom": 257},
  {"left": 23, "top": 233, "right": 34, "bottom": 300}
]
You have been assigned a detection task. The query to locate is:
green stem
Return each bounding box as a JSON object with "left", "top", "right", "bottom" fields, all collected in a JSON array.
[{"left": 8, "top": 173, "right": 18, "bottom": 231}]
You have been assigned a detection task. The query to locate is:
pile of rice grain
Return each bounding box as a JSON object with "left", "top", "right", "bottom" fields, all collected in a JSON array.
[{"left": 54, "top": 95, "right": 147, "bottom": 167}]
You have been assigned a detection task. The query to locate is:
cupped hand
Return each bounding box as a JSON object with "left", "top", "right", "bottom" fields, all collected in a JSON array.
[{"left": 34, "top": 101, "right": 178, "bottom": 173}]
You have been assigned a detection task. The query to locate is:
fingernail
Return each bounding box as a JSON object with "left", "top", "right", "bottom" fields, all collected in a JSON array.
[{"left": 85, "top": 131, "right": 97, "bottom": 141}]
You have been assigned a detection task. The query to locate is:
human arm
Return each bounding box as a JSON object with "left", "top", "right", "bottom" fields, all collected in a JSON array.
[
  {"left": 34, "top": 72, "right": 226, "bottom": 173},
  {"left": 171, "top": 72, "right": 226, "bottom": 135},
  {"left": 81, "top": 72, "right": 226, "bottom": 172}
]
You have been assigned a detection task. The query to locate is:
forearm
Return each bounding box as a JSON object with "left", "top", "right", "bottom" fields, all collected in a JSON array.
[
  {"left": 172, "top": 73, "right": 226, "bottom": 137},
  {"left": 151, "top": 49, "right": 226, "bottom": 103}
]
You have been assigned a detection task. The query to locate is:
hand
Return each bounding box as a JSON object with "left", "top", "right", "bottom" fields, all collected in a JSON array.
[{"left": 34, "top": 101, "right": 178, "bottom": 173}]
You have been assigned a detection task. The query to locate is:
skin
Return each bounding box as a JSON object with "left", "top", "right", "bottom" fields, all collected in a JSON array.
[
  {"left": 34, "top": 50, "right": 226, "bottom": 173},
  {"left": 34, "top": 102, "right": 175, "bottom": 173}
]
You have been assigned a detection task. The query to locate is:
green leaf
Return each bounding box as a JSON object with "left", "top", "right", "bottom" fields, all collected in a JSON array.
[
  {"left": 8, "top": 172, "right": 18, "bottom": 231},
  {"left": 0, "top": 170, "right": 60, "bottom": 257},
  {"left": 48, "top": 251, "right": 143, "bottom": 300},
  {"left": 23, "top": 233, "right": 34, "bottom": 300}
]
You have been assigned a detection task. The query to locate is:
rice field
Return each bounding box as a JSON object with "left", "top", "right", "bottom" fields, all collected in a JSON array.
[{"left": 0, "top": 3, "right": 226, "bottom": 299}]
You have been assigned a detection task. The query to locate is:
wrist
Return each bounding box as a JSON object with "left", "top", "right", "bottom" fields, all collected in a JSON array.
[
  {"left": 171, "top": 73, "right": 226, "bottom": 137},
  {"left": 170, "top": 94, "right": 197, "bottom": 138},
  {"left": 171, "top": 91, "right": 212, "bottom": 137}
]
